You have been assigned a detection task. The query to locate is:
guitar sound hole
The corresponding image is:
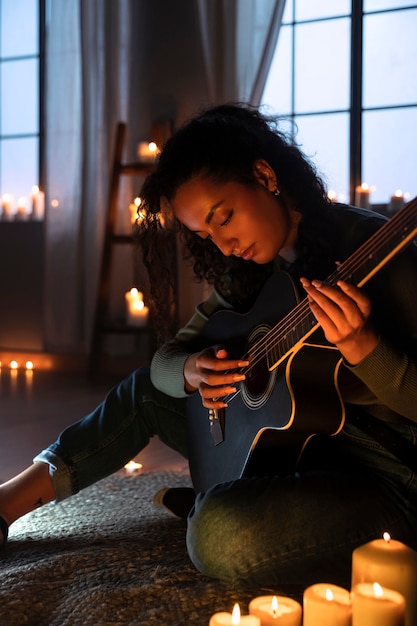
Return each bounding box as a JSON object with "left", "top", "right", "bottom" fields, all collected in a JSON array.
[
  {"left": 241, "top": 325, "right": 277, "bottom": 410},
  {"left": 246, "top": 356, "right": 270, "bottom": 397}
]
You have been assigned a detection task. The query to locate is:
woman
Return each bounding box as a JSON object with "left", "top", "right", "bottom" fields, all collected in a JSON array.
[{"left": 1, "top": 104, "right": 417, "bottom": 589}]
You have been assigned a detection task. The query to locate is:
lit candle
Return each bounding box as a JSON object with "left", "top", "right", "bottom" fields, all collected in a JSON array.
[
  {"left": 352, "top": 582, "right": 405, "bottom": 626},
  {"left": 355, "top": 183, "right": 371, "bottom": 210},
  {"left": 137, "top": 141, "right": 159, "bottom": 163},
  {"left": 210, "top": 603, "right": 261, "bottom": 626},
  {"left": 124, "top": 460, "right": 143, "bottom": 474},
  {"left": 16, "top": 196, "right": 29, "bottom": 220},
  {"left": 303, "top": 583, "right": 351, "bottom": 626},
  {"left": 9, "top": 360, "right": 19, "bottom": 396},
  {"left": 388, "top": 190, "right": 405, "bottom": 214},
  {"left": 2, "top": 194, "right": 14, "bottom": 220},
  {"left": 351, "top": 533, "right": 417, "bottom": 626},
  {"left": 25, "top": 361, "right": 34, "bottom": 396},
  {"left": 249, "top": 595, "right": 302, "bottom": 625},
  {"left": 129, "top": 197, "right": 142, "bottom": 224},
  {"left": 31, "top": 186, "right": 45, "bottom": 220},
  {"left": 125, "top": 288, "right": 149, "bottom": 327}
]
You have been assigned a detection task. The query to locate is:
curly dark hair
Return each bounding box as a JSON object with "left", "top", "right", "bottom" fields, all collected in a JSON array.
[{"left": 136, "top": 103, "right": 337, "bottom": 342}]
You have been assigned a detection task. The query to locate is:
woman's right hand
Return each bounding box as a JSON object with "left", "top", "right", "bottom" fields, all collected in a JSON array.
[{"left": 183, "top": 346, "right": 248, "bottom": 409}]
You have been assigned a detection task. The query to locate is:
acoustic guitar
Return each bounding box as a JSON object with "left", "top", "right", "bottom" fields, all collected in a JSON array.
[{"left": 186, "top": 197, "right": 417, "bottom": 493}]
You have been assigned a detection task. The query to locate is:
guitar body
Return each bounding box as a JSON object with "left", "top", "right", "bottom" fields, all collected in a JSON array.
[{"left": 186, "top": 272, "right": 345, "bottom": 493}]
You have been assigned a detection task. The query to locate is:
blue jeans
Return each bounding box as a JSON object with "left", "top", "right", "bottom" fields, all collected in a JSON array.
[
  {"left": 35, "top": 368, "right": 417, "bottom": 589},
  {"left": 186, "top": 421, "right": 417, "bottom": 588},
  {"left": 35, "top": 367, "right": 187, "bottom": 500}
]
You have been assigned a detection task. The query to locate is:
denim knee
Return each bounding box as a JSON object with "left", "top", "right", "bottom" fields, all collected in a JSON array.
[{"left": 186, "top": 484, "right": 260, "bottom": 585}]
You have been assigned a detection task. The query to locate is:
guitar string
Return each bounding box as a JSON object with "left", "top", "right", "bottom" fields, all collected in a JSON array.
[
  {"left": 241, "top": 201, "right": 416, "bottom": 370},
  {"left": 245, "top": 199, "right": 417, "bottom": 367},
  {"left": 222, "top": 199, "right": 417, "bottom": 405}
]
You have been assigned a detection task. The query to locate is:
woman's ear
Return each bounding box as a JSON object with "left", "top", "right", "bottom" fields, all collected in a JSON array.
[{"left": 253, "top": 159, "right": 278, "bottom": 191}]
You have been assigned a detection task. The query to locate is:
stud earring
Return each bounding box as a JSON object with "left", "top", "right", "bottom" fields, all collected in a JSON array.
[{"left": 273, "top": 186, "right": 281, "bottom": 197}]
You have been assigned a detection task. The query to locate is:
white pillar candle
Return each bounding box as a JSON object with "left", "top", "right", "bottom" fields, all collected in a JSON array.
[
  {"left": 351, "top": 533, "right": 417, "bottom": 626},
  {"left": 303, "top": 583, "right": 351, "bottom": 626},
  {"left": 125, "top": 288, "right": 149, "bottom": 327},
  {"left": 16, "top": 196, "right": 29, "bottom": 220},
  {"left": 388, "top": 190, "right": 405, "bottom": 213},
  {"left": 249, "top": 595, "right": 302, "bottom": 625},
  {"left": 2, "top": 193, "right": 14, "bottom": 220},
  {"left": 352, "top": 582, "right": 405, "bottom": 626},
  {"left": 354, "top": 183, "right": 371, "bottom": 210},
  {"left": 137, "top": 141, "right": 158, "bottom": 163},
  {"left": 31, "top": 186, "right": 45, "bottom": 220},
  {"left": 210, "top": 603, "right": 261, "bottom": 626}
]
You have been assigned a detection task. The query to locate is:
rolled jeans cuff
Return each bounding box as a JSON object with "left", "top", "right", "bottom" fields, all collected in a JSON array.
[{"left": 33, "top": 448, "right": 74, "bottom": 503}]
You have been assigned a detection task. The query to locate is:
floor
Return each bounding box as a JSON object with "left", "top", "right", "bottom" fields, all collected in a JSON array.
[{"left": 0, "top": 366, "right": 188, "bottom": 485}]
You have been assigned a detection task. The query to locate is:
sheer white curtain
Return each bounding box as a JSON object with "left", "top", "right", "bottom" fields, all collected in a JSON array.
[
  {"left": 43, "top": 0, "right": 286, "bottom": 352},
  {"left": 197, "top": 0, "right": 286, "bottom": 105},
  {"left": 44, "top": 0, "right": 132, "bottom": 351}
]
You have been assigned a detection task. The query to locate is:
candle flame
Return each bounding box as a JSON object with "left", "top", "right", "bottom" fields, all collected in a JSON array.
[
  {"left": 9, "top": 360, "right": 19, "bottom": 370},
  {"left": 231, "top": 603, "right": 240, "bottom": 624},
  {"left": 124, "top": 460, "right": 143, "bottom": 473},
  {"left": 132, "top": 300, "right": 144, "bottom": 311},
  {"left": 25, "top": 361, "right": 34, "bottom": 370},
  {"left": 373, "top": 582, "right": 383, "bottom": 598},
  {"left": 383, "top": 532, "right": 391, "bottom": 543},
  {"left": 271, "top": 595, "right": 278, "bottom": 617},
  {"left": 148, "top": 142, "right": 158, "bottom": 154},
  {"left": 325, "top": 588, "right": 334, "bottom": 601}
]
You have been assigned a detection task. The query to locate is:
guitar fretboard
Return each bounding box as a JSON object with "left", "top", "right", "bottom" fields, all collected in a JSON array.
[{"left": 249, "top": 197, "right": 417, "bottom": 372}]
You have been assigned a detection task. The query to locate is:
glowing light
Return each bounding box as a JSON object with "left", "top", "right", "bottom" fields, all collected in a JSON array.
[
  {"left": 383, "top": 532, "right": 391, "bottom": 543},
  {"left": 9, "top": 360, "right": 19, "bottom": 370},
  {"left": 124, "top": 460, "right": 143, "bottom": 474},
  {"left": 231, "top": 603, "right": 240, "bottom": 625},
  {"left": 325, "top": 588, "right": 334, "bottom": 601},
  {"left": 373, "top": 582, "right": 383, "bottom": 597}
]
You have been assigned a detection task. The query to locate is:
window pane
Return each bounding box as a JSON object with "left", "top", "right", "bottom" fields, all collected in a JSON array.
[
  {"left": 363, "top": 107, "right": 417, "bottom": 203},
  {"left": 363, "top": 9, "right": 417, "bottom": 108},
  {"left": 294, "top": 112, "right": 350, "bottom": 199},
  {"left": 282, "top": 0, "right": 293, "bottom": 23},
  {"left": 365, "top": 0, "right": 417, "bottom": 11},
  {"left": 261, "top": 25, "right": 292, "bottom": 115},
  {"left": 1, "top": 59, "right": 39, "bottom": 135},
  {"left": 1, "top": 137, "right": 39, "bottom": 210},
  {"left": 1, "top": 0, "right": 38, "bottom": 58},
  {"left": 295, "top": 0, "right": 351, "bottom": 21},
  {"left": 294, "top": 19, "right": 350, "bottom": 113}
]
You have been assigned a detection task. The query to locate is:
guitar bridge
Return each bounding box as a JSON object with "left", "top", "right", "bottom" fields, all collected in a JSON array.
[{"left": 209, "top": 408, "right": 225, "bottom": 446}]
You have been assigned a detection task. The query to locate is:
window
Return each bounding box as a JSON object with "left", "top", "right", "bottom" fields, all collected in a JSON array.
[
  {"left": 0, "top": 0, "right": 44, "bottom": 220},
  {"left": 261, "top": 0, "right": 417, "bottom": 205}
]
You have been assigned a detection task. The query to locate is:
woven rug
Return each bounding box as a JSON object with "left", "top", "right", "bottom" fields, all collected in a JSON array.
[{"left": 0, "top": 469, "right": 301, "bottom": 626}]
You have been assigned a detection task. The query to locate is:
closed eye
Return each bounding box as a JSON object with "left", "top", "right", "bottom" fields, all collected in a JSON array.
[{"left": 220, "top": 210, "right": 233, "bottom": 227}]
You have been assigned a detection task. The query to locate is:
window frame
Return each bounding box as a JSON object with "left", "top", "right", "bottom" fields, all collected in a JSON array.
[{"left": 263, "top": 0, "right": 417, "bottom": 204}]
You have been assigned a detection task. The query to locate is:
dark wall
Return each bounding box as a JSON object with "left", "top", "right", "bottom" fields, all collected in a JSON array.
[{"left": 0, "top": 222, "right": 44, "bottom": 350}]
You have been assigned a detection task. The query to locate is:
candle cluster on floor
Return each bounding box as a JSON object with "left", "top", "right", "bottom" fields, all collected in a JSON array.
[{"left": 209, "top": 533, "right": 417, "bottom": 625}]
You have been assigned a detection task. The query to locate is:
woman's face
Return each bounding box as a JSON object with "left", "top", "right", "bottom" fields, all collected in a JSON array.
[{"left": 171, "top": 162, "right": 301, "bottom": 265}]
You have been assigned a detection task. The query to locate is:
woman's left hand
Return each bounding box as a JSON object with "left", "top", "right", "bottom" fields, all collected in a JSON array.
[{"left": 300, "top": 278, "right": 379, "bottom": 365}]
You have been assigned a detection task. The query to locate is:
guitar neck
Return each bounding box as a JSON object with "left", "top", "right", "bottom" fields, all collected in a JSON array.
[{"left": 266, "top": 198, "right": 417, "bottom": 371}]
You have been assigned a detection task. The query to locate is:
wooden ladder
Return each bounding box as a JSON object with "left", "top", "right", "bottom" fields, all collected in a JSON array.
[{"left": 88, "top": 122, "right": 157, "bottom": 379}]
